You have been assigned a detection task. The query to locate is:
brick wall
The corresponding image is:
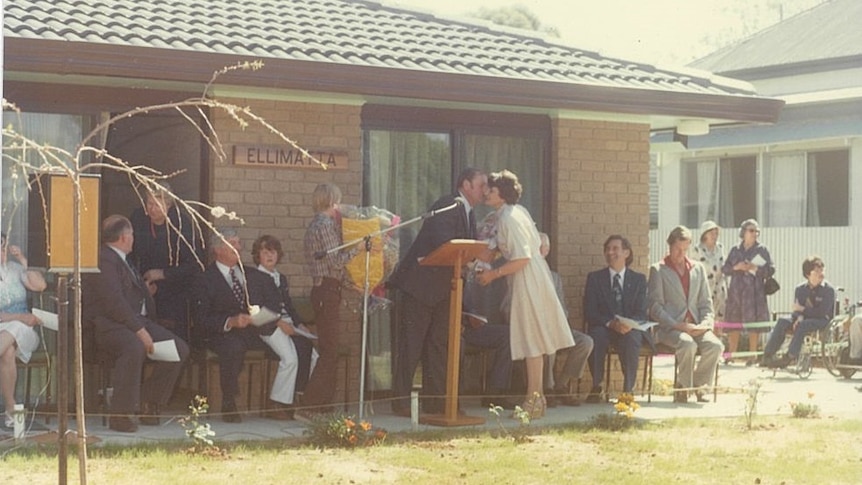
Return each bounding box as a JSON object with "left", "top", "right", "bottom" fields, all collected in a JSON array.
[
  {"left": 552, "top": 118, "right": 652, "bottom": 395},
  {"left": 209, "top": 98, "right": 364, "bottom": 408}
]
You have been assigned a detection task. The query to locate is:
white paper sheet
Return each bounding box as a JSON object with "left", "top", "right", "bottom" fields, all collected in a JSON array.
[
  {"left": 615, "top": 315, "right": 658, "bottom": 332},
  {"left": 148, "top": 339, "right": 181, "bottom": 362},
  {"left": 32, "top": 308, "right": 59, "bottom": 331},
  {"left": 249, "top": 306, "right": 280, "bottom": 327}
]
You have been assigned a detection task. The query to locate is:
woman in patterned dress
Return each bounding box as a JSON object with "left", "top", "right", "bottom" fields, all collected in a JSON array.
[
  {"left": 722, "top": 219, "right": 774, "bottom": 366},
  {"left": 691, "top": 221, "right": 727, "bottom": 350}
]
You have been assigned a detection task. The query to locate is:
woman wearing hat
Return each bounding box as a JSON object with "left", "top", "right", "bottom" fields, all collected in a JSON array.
[
  {"left": 691, "top": 221, "right": 727, "bottom": 339},
  {"left": 722, "top": 219, "right": 774, "bottom": 366}
]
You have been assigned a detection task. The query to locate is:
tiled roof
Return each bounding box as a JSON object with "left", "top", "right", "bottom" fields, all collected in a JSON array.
[
  {"left": 690, "top": 0, "right": 862, "bottom": 75},
  {"left": 4, "top": 0, "right": 753, "bottom": 97}
]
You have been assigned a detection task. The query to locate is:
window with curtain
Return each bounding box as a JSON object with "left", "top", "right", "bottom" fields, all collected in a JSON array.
[
  {"left": 763, "top": 149, "right": 849, "bottom": 227},
  {"left": 2, "top": 113, "right": 89, "bottom": 256},
  {"left": 681, "top": 155, "right": 756, "bottom": 228},
  {"left": 361, "top": 106, "right": 550, "bottom": 393}
]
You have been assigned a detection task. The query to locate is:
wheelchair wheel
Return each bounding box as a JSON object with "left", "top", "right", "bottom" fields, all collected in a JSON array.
[
  {"left": 796, "top": 354, "right": 812, "bottom": 379},
  {"left": 822, "top": 325, "right": 845, "bottom": 377},
  {"left": 838, "top": 347, "right": 858, "bottom": 379}
]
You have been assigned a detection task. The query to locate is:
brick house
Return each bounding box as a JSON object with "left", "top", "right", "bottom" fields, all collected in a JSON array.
[{"left": 3, "top": 0, "right": 782, "bottom": 406}]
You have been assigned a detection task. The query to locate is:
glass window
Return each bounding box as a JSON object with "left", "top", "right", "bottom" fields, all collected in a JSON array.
[
  {"left": 361, "top": 106, "right": 550, "bottom": 393},
  {"left": 2, "top": 113, "right": 89, "bottom": 256},
  {"left": 763, "top": 149, "right": 849, "bottom": 227},
  {"left": 681, "top": 155, "right": 756, "bottom": 228}
]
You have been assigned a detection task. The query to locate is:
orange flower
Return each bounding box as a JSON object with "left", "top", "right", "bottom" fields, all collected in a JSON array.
[
  {"left": 348, "top": 435, "right": 358, "bottom": 445},
  {"left": 360, "top": 421, "right": 371, "bottom": 431},
  {"left": 345, "top": 418, "right": 355, "bottom": 428}
]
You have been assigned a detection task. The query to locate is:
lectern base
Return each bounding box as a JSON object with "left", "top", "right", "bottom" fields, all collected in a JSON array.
[{"left": 420, "top": 414, "right": 486, "bottom": 427}]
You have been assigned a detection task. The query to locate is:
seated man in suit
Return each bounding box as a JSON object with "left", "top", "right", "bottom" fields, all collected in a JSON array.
[
  {"left": 647, "top": 226, "right": 723, "bottom": 403},
  {"left": 584, "top": 235, "right": 650, "bottom": 403},
  {"left": 83, "top": 215, "right": 190, "bottom": 433},
  {"left": 193, "top": 229, "right": 314, "bottom": 422},
  {"left": 762, "top": 256, "right": 835, "bottom": 369}
]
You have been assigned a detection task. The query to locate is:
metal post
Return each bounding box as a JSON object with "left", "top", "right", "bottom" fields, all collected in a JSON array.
[{"left": 56, "top": 274, "right": 69, "bottom": 485}]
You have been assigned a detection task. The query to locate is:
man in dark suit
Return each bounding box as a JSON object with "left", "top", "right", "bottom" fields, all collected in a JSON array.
[
  {"left": 83, "top": 215, "right": 190, "bottom": 433},
  {"left": 584, "top": 235, "right": 651, "bottom": 402},
  {"left": 193, "top": 230, "right": 312, "bottom": 422},
  {"left": 389, "top": 167, "right": 487, "bottom": 415}
]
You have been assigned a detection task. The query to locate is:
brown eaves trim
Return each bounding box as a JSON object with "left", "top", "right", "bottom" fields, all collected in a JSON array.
[{"left": 5, "top": 38, "right": 784, "bottom": 124}]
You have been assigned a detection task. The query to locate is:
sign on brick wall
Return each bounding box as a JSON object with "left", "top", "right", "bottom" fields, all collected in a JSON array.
[{"left": 233, "top": 145, "right": 348, "bottom": 170}]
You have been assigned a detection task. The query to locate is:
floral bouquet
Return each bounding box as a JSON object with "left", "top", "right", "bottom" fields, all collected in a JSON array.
[{"left": 339, "top": 204, "right": 400, "bottom": 314}]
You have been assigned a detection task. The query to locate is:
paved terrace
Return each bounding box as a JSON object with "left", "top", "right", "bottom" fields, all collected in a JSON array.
[{"left": 4, "top": 355, "right": 862, "bottom": 448}]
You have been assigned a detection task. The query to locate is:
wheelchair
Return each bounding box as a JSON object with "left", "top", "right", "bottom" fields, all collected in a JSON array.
[{"left": 821, "top": 298, "right": 861, "bottom": 379}]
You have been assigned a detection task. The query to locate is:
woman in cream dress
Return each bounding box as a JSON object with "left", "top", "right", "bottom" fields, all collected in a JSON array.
[{"left": 477, "top": 170, "right": 574, "bottom": 418}]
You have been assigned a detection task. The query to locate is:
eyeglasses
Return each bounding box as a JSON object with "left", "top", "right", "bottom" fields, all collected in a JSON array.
[{"left": 746, "top": 228, "right": 760, "bottom": 234}]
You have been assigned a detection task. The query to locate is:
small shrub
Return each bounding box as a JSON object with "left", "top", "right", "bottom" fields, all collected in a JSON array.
[
  {"left": 488, "top": 393, "right": 536, "bottom": 444},
  {"left": 178, "top": 395, "right": 226, "bottom": 457},
  {"left": 789, "top": 392, "right": 820, "bottom": 419},
  {"left": 588, "top": 393, "right": 639, "bottom": 432},
  {"left": 743, "top": 378, "right": 763, "bottom": 430},
  {"left": 304, "top": 412, "right": 387, "bottom": 449}
]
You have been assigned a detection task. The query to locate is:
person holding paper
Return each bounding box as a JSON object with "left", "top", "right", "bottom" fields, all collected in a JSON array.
[
  {"left": 648, "top": 226, "right": 722, "bottom": 404},
  {"left": 0, "top": 233, "right": 47, "bottom": 429},
  {"left": 251, "top": 235, "right": 317, "bottom": 419},
  {"left": 761, "top": 256, "right": 835, "bottom": 369},
  {"left": 722, "top": 219, "right": 774, "bottom": 366},
  {"left": 584, "top": 235, "right": 650, "bottom": 402},
  {"left": 193, "top": 230, "right": 304, "bottom": 422},
  {"left": 83, "top": 215, "right": 190, "bottom": 432},
  {"left": 389, "top": 168, "right": 488, "bottom": 416}
]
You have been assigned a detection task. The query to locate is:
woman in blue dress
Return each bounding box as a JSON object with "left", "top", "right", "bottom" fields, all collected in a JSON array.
[{"left": 0, "top": 234, "right": 47, "bottom": 428}]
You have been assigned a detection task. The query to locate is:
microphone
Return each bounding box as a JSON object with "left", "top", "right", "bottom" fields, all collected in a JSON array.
[{"left": 421, "top": 199, "right": 463, "bottom": 219}]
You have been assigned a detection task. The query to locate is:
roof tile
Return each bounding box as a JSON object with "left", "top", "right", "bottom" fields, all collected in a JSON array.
[{"left": 4, "top": 0, "right": 755, "bottom": 96}]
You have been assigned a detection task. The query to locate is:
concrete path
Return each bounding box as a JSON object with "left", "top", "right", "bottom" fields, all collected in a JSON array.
[{"left": 4, "top": 355, "right": 862, "bottom": 448}]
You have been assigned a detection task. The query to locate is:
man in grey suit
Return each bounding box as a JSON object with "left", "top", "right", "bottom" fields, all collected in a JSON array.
[{"left": 647, "top": 226, "right": 723, "bottom": 403}]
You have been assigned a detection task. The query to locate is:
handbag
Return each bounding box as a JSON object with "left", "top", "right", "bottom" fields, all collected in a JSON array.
[{"left": 764, "top": 276, "right": 780, "bottom": 296}]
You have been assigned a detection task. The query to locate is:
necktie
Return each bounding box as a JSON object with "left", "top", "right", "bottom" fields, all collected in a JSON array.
[
  {"left": 229, "top": 267, "right": 245, "bottom": 306},
  {"left": 125, "top": 255, "right": 143, "bottom": 286},
  {"left": 468, "top": 209, "right": 477, "bottom": 239},
  {"left": 612, "top": 273, "right": 623, "bottom": 314}
]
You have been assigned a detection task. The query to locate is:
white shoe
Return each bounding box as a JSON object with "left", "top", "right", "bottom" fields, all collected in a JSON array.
[{"left": 3, "top": 412, "right": 13, "bottom": 429}]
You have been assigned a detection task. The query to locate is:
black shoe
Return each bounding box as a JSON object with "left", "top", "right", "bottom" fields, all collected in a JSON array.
[
  {"left": 267, "top": 402, "right": 295, "bottom": 421},
  {"left": 695, "top": 391, "right": 710, "bottom": 403},
  {"left": 772, "top": 355, "right": 794, "bottom": 369},
  {"left": 138, "top": 402, "right": 160, "bottom": 426},
  {"left": 109, "top": 415, "right": 138, "bottom": 433},
  {"left": 585, "top": 386, "right": 603, "bottom": 404},
  {"left": 556, "top": 393, "right": 581, "bottom": 407},
  {"left": 673, "top": 389, "right": 689, "bottom": 403},
  {"left": 759, "top": 355, "right": 774, "bottom": 368},
  {"left": 222, "top": 401, "right": 242, "bottom": 423}
]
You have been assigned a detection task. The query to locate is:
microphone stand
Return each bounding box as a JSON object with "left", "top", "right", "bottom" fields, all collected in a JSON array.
[{"left": 316, "top": 201, "right": 461, "bottom": 419}]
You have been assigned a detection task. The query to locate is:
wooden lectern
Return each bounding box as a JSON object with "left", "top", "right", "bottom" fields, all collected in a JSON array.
[{"left": 419, "top": 239, "right": 489, "bottom": 427}]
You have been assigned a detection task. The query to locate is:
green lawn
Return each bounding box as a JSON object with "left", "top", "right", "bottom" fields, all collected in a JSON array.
[{"left": 4, "top": 417, "right": 862, "bottom": 484}]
